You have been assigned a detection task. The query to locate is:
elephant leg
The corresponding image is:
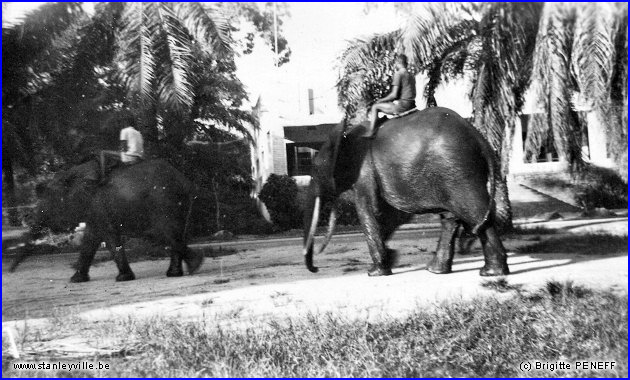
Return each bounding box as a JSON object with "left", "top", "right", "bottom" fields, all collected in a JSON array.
[
  {"left": 182, "top": 245, "right": 203, "bottom": 275},
  {"left": 170, "top": 240, "right": 203, "bottom": 276},
  {"left": 456, "top": 224, "right": 477, "bottom": 255},
  {"left": 164, "top": 231, "right": 187, "bottom": 278},
  {"left": 104, "top": 237, "right": 135, "bottom": 282},
  {"left": 166, "top": 248, "right": 184, "bottom": 277},
  {"left": 378, "top": 203, "right": 412, "bottom": 269},
  {"left": 70, "top": 227, "right": 101, "bottom": 283},
  {"left": 478, "top": 226, "right": 509, "bottom": 276},
  {"left": 427, "top": 214, "right": 458, "bottom": 274},
  {"left": 354, "top": 187, "right": 392, "bottom": 277},
  {"left": 147, "top": 218, "right": 185, "bottom": 277}
]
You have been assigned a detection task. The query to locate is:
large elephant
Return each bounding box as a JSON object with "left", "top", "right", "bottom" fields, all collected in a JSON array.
[
  {"left": 35, "top": 159, "right": 203, "bottom": 282},
  {"left": 303, "top": 107, "right": 509, "bottom": 277}
]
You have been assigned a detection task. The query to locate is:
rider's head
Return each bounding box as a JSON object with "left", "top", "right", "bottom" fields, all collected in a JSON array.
[
  {"left": 395, "top": 54, "right": 408, "bottom": 69},
  {"left": 123, "top": 113, "right": 137, "bottom": 130}
]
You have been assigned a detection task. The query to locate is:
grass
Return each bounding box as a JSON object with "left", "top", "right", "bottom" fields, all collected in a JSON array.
[
  {"left": 509, "top": 225, "right": 560, "bottom": 236},
  {"left": 481, "top": 277, "right": 523, "bottom": 293},
  {"left": 518, "top": 233, "right": 628, "bottom": 255},
  {"left": 3, "top": 282, "right": 626, "bottom": 378}
]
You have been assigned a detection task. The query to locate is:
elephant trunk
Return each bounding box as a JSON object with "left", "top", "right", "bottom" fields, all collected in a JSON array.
[
  {"left": 303, "top": 196, "right": 321, "bottom": 272},
  {"left": 316, "top": 206, "right": 337, "bottom": 255}
]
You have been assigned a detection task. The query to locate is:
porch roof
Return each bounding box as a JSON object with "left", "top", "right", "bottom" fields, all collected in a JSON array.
[{"left": 283, "top": 123, "right": 336, "bottom": 144}]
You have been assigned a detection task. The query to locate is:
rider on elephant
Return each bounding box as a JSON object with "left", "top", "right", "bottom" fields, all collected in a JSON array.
[
  {"left": 99, "top": 115, "right": 144, "bottom": 181},
  {"left": 364, "top": 53, "right": 417, "bottom": 138}
]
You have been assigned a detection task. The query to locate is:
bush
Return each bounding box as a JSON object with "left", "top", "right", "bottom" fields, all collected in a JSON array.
[
  {"left": 575, "top": 166, "right": 628, "bottom": 210},
  {"left": 258, "top": 174, "right": 303, "bottom": 230},
  {"left": 522, "top": 165, "right": 627, "bottom": 210},
  {"left": 187, "top": 193, "right": 273, "bottom": 237},
  {"left": 219, "top": 198, "right": 274, "bottom": 235}
]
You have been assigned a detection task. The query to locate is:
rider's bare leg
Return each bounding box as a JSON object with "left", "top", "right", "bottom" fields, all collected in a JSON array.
[
  {"left": 99, "top": 150, "right": 121, "bottom": 183},
  {"left": 365, "top": 102, "right": 397, "bottom": 138}
]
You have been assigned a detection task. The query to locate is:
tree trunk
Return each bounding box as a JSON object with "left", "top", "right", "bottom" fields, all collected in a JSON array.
[
  {"left": 212, "top": 177, "right": 221, "bottom": 231},
  {"left": 2, "top": 153, "right": 20, "bottom": 226},
  {"left": 494, "top": 175, "right": 513, "bottom": 233},
  {"left": 494, "top": 122, "right": 515, "bottom": 233}
]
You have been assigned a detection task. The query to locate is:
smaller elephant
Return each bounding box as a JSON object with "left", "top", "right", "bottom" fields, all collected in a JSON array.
[
  {"left": 35, "top": 159, "right": 203, "bottom": 282},
  {"left": 303, "top": 107, "right": 509, "bottom": 277}
]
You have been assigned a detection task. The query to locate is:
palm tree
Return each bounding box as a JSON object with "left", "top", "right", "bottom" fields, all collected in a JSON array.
[
  {"left": 398, "top": 2, "right": 627, "bottom": 178},
  {"left": 112, "top": 2, "right": 233, "bottom": 148},
  {"left": 527, "top": 2, "right": 628, "bottom": 179},
  {"left": 2, "top": 2, "right": 85, "bottom": 224}
]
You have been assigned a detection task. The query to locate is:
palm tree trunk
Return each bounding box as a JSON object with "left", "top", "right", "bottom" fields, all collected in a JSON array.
[
  {"left": 212, "top": 177, "right": 221, "bottom": 231},
  {"left": 2, "top": 154, "right": 20, "bottom": 226},
  {"left": 496, "top": 124, "right": 515, "bottom": 233},
  {"left": 494, "top": 176, "right": 513, "bottom": 233}
]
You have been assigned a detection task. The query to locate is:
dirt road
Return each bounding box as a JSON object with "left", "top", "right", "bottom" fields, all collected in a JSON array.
[{"left": 3, "top": 219, "right": 627, "bottom": 332}]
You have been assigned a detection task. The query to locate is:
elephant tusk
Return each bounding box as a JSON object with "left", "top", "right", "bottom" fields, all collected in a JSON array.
[
  {"left": 303, "top": 196, "right": 321, "bottom": 256},
  {"left": 317, "top": 206, "right": 337, "bottom": 255}
]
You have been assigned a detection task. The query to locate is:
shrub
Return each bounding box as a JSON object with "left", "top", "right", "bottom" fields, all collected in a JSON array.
[
  {"left": 575, "top": 166, "right": 628, "bottom": 210},
  {"left": 259, "top": 174, "right": 303, "bottom": 230},
  {"left": 219, "top": 198, "right": 274, "bottom": 235},
  {"left": 187, "top": 193, "right": 273, "bottom": 237},
  {"left": 522, "top": 165, "right": 627, "bottom": 210}
]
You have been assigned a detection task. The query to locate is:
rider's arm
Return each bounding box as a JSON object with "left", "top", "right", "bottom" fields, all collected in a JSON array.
[
  {"left": 377, "top": 85, "right": 399, "bottom": 103},
  {"left": 376, "top": 71, "right": 401, "bottom": 103}
]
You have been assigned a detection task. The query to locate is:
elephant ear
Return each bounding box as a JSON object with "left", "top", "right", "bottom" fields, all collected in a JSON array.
[{"left": 328, "top": 118, "right": 347, "bottom": 192}]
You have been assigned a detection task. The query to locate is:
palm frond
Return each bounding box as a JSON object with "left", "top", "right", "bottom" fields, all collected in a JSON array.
[
  {"left": 156, "top": 3, "right": 194, "bottom": 112},
  {"left": 523, "top": 114, "right": 549, "bottom": 162},
  {"left": 336, "top": 32, "right": 399, "bottom": 119},
  {"left": 529, "top": 3, "right": 584, "bottom": 172},
  {"left": 423, "top": 59, "right": 441, "bottom": 107},
  {"left": 606, "top": 4, "right": 628, "bottom": 180},
  {"left": 176, "top": 2, "right": 233, "bottom": 55},
  {"left": 470, "top": 2, "right": 542, "bottom": 175},
  {"left": 400, "top": 3, "right": 479, "bottom": 69},
  {"left": 571, "top": 3, "right": 617, "bottom": 110},
  {"left": 115, "top": 2, "right": 157, "bottom": 104}
]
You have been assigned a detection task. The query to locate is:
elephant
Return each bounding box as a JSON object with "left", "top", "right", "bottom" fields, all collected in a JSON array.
[
  {"left": 34, "top": 159, "right": 203, "bottom": 282},
  {"left": 303, "top": 106, "right": 509, "bottom": 277}
]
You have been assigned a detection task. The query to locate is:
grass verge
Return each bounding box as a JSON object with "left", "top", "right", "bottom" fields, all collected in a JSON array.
[
  {"left": 3, "top": 281, "right": 627, "bottom": 378},
  {"left": 517, "top": 233, "right": 628, "bottom": 255}
]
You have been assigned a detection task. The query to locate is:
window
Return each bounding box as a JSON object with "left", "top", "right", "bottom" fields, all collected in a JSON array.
[{"left": 286, "top": 144, "right": 318, "bottom": 176}]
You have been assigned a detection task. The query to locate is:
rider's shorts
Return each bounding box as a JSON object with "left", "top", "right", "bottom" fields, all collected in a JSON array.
[{"left": 392, "top": 99, "right": 416, "bottom": 114}]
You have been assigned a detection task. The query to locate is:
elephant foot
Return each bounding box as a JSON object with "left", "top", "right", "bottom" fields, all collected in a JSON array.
[
  {"left": 166, "top": 268, "right": 184, "bottom": 277},
  {"left": 70, "top": 271, "right": 90, "bottom": 283},
  {"left": 116, "top": 272, "right": 136, "bottom": 282},
  {"left": 368, "top": 265, "right": 392, "bottom": 277},
  {"left": 184, "top": 250, "right": 204, "bottom": 274},
  {"left": 426, "top": 259, "right": 452, "bottom": 274},
  {"left": 480, "top": 264, "right": 509, "bottom": 277}
]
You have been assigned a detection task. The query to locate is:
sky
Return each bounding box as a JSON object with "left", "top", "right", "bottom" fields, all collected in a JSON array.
[{"left": 235, "top": 2, "right": 405, "bottom": 117}]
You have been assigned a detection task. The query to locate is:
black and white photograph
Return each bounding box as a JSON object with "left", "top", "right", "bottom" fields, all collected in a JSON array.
[{"left": 2, "top": 1, "right": 628, "bottom": 377}]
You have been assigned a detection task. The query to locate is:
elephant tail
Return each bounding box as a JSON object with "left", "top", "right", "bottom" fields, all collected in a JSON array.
[{"left": 472, "top": 144, "right": 498, "bottom": 236}]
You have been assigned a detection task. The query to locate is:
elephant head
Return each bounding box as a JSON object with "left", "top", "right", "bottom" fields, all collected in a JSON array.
[
  {"left": 302, "top": 120, "right": 369, "bottom": 272},
  {"left": 35, "top": 161, "right": 99, "bottom": 233}
]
